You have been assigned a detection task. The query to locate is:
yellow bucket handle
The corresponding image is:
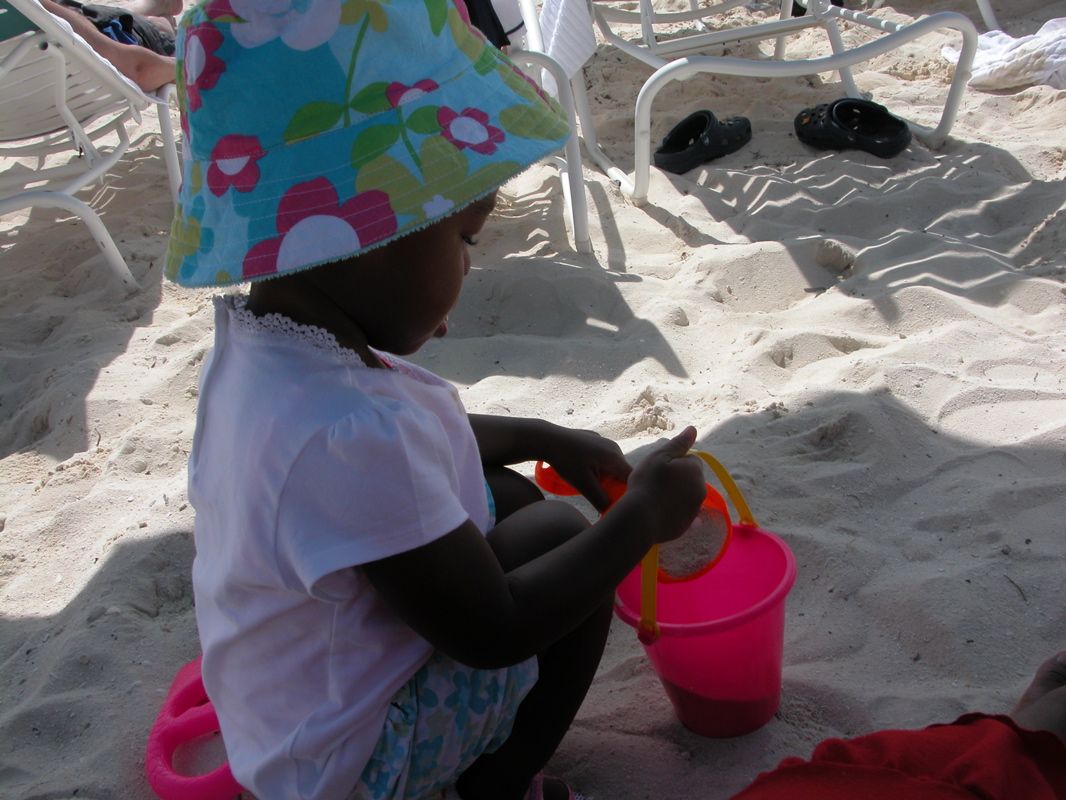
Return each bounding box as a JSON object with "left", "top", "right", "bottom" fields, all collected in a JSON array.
[
  {"left": 690, "top": 450, "right": 758, "bottom": 528},
  {"left": 638, "top": 451, "right": 757, "bottom": 644}
]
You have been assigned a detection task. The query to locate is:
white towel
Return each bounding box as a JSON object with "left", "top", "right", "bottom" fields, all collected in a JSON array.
[
  {"left": 539, "top": 0, "right": 597, "bottom": 95},
  {"left": 943, "top": 18, "right": 1066, "bottom": 91}
]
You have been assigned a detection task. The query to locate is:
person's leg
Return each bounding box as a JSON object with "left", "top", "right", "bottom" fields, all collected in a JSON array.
[
  {"left": 101, "top": 39, "right": 174, "bottom": 90},
  {"left": 40, "top": 0, "right": 176, "bottom": 91},
  {"left": 1012, "top": 650, "right": 1066, "bottom": 741},
  {"left": 459, "top": 492, "right": 613, "bottom": 800},
  {"left": 123, "top": 0, "right": 182, "bottom": 17},
  {"left": 121, "top": 0, "right": 182, "bottom": 35},
  {"left": 483, "top": 464, "right": 544, "bottom": 525},
  {"left": 456, "top": 598, "right": 612, "bottom": 800}
]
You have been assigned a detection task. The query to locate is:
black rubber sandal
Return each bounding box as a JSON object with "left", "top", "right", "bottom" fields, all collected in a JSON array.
[
  {"left": 794, "top": 98, "right": 911, "bottom": 159},
  {"left": 653, "top": 110, "right": 752, "bottom": 174}
]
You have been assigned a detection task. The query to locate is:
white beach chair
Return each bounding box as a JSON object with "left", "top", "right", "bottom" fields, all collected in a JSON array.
[
  {"left": 507, "top": 31, "right": 593, "bottom": 253},
  {"left": 477, "top": 0, "right": 592, "bottom": 253},
  {"left": 533, "top": 0, "right": 979, "bottom": 205},
  {"left": 510, "top": 48, "right": 593, "bottom": 253},
  {"left": 0, "top": 0, "right": 180, "bottom": 293}
]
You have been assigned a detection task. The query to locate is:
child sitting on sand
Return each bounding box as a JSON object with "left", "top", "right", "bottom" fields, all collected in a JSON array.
[{"left": 164, "top": 3, "right": 707, "bottom": 800}]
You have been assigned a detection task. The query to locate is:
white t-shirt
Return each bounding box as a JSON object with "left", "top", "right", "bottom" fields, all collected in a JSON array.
[{"left": 189, "top": 295, "right": 491, "bottom": 800}]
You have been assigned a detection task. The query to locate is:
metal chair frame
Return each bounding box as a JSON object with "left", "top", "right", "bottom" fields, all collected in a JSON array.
[
  {"left": 531, "top": 0, "right": 979, "bottom": 205},
  {"left": 0, "top": 0, "right": 179, "bottom": 291}
]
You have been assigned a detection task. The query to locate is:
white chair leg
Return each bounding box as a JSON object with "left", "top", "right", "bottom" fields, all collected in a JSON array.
[
  {"left": 624, "top": 12, "right": 978, "bottom": 205},
  {"left": 912, "top": 19, "right": 977, "bottom": 147},
  {"left": 0, "top": 191, "right": 138, "bottom": 292},
  {"left": 569, "top": 67, "right": 638, "bottom": 196},
  {"left": 640, "top": 0, "right": 656, "bottom": 50},
  {"left": 973, "top": 0, "right": 999, "bottom": 30},
  {"left": 155, "top": 84, "right": 181, "bottom": 204},
  {"left": 548, "top": 62, "right": 592, "bottom": 253},
  {"left": 518, "top": 0, "right": 544, "bottom": 49},
  {"left": 773, "top": 0, "right": 792, "bottom": 60},
  {"left": 821, "top": 16, "right": 861, "bottom": 97},
  {"left": 575, "top": 0, "right": 979, "bottom": 204},
  {"left": 510, "top": 49, "right": 593, "bottom": 253}
]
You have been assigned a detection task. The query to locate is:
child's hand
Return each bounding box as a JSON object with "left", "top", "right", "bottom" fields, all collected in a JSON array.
[
  {"left": 624, "top": 426, "right": 706, "bottom": 544},
  {"left": 542, "top": 427, "right": 632, "bottom": 513}
]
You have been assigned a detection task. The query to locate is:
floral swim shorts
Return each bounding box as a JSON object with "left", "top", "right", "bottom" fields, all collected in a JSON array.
[{"left": 347, "top": 651, "right": 538, "bottom": 800}]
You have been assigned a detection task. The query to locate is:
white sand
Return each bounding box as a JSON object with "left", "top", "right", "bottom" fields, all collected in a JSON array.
[{"left": 2, "top": 1, "right": 1065, "bottom": 798}]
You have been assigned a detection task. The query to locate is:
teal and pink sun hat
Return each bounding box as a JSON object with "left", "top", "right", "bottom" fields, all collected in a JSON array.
[{"left": 165, "top": 0, "right": 570, "bottom": 288}]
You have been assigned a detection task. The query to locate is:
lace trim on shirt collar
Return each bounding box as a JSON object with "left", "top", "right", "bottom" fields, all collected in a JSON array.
[{"left": 218, "top": 294, "right": 371, "bottom": 367}]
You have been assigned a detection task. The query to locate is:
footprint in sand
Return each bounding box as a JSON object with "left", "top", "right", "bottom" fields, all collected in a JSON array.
[{"left": 814, "top": 238, "right": 857, "bottom": 276}]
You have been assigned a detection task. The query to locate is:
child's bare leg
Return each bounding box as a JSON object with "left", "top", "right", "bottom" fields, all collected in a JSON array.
[
  {"left": 459, "top": 499, "right": 613, "bottom": 800},
  {"left": 457, "top": 598, "right": 612, "bottom": 800},
  {"left": 483, "top": 465, "right": 544, "bottom": 524}
]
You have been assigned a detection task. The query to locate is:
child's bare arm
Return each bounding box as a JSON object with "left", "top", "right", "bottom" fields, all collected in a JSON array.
[
  {"left": 469, "top": 414, "right": 631, "bottom": 512},
  {"left": 362, "top": 427, "right": 705, "bottom": 668}
]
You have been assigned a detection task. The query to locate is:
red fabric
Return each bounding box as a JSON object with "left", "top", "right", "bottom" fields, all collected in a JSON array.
[{"left": 730, "top": 714, "right": 1066, "bottom": 800}]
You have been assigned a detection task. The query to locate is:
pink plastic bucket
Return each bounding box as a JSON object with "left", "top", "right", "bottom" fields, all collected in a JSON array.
[{"left": 615, "top": 523, "right": 796, "bottom": 738}]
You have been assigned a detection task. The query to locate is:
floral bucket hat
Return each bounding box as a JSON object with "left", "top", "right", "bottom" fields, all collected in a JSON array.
[{"left": 165, "top": 0, "right": 570, "bottom": 287}]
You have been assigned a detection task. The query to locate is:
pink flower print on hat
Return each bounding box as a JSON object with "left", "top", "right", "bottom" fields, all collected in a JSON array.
[
  {"left": 207, "top": 135, "right": 265, "bottom": 197},
  {"left": 385, "top": 80, "right": 440, "bottom": 109},
  {"left": 202, "top": 0, "right": 234, "bottom": 16},
  {"left": 229, "top": 0, "right": 342, "bottom": 51},
  {"left": 438, "top": 107, "right": 505, "bottom": 156},
  {"left": 241, "top": 178, "right": 397, "bottom": 281},
  {"left": 184, "top": 21, "right": 225, "bottom": 112}
]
